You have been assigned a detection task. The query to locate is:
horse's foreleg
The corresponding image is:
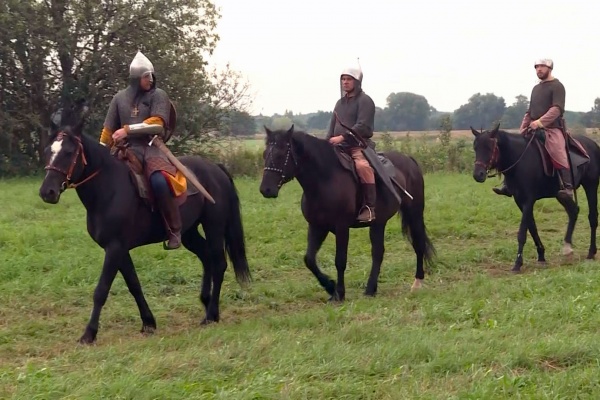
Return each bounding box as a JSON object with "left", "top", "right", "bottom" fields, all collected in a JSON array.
[
  {"left": 513, "top": 201, "right": 535, "bottom": 272},
  {"left": 556, "top": 195, "right": 579, "bottom": 256},
  {"left": 583, "top": 183, "right": 598, "bottom": 259},
  {"left": 333, "top": 227, "right": 350, "bottom": 302},
  {"left": 365, "top": 224, "right": 385, "bottom": 296},
  {"left": 304, "top": 224, "right": 334, "bottom": 297},
  {"left": 80, "top": 245, "right": 123, "bottom": 344},
  {"left": 120, "top": 253, "right": 156, "bottom": 335}
]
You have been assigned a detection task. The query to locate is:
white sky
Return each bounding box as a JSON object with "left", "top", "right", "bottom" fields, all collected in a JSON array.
[{"left": 210, "top": 0, "right": 599, "bottom": 115}]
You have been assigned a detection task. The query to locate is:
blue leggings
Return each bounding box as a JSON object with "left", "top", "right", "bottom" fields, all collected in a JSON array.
[{"left": 149, "top": 171, "right": 173, "bottom": 197}]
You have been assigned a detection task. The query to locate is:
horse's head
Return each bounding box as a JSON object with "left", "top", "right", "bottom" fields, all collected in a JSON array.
[
  {"left": 259, "top": 124, "right": 297, "bottom": 198},
  {"left": 39, "top": 101, "right": 92, "bottom": 204},
  {"left": 471, "top": 124, "right": 500, "bottom": 183}
]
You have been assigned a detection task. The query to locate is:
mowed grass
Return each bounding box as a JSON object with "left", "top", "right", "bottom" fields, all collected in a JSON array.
[{"left": 2, "top": 173, "right": 600, "bottom": 398}]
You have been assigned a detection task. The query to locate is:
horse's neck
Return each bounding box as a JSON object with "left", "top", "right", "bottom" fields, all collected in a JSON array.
[
  {"left": 75, "top": 140, "right": 126, "bottom": 209},
  {"left": 292, "top": 134, "right": 335, "bottom": 192},
  {"left": 498, "top": 133, "right": 528, "bottom": 174}
]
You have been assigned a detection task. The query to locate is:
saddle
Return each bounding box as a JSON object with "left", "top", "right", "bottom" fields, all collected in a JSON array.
[
  {"left": 530, "top": 130, "right": 590, "bottom": 179},
  {"left": 112, "top": 145, "right": 199, "bottom": 208},
  {"left": 333, "top": 146, "right": 396, "bottom": 183}
]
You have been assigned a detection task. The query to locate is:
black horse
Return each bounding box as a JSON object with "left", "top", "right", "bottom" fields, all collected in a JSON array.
[
  {"left": 471, "top": 124, "right": 600, "bottom": 272},
  {"left": 39, "top": 103, "right": 251, "bottom": 344},
  {"left": 259, "top": 125, "right": 435, "bottom": 300}
]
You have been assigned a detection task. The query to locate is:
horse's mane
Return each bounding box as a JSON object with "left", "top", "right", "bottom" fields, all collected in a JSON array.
[{"left": 290, "top": 130, "right": 338, "bottom": 180}]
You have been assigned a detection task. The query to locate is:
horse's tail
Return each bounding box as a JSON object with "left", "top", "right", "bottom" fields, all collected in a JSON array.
[
  {"left": 217, "top": 163, "right": 252, "bottom": 286},
  {"left": 398, "top": 157, "right": 436, "bottom": 269}
]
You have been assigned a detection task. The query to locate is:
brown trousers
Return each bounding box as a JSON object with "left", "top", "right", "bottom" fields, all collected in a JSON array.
[{"left": 350, "top": 147, "right": 375, "bottom": 184}]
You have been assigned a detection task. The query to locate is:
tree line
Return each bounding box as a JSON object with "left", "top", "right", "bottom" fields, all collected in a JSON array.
[{"left": 247, "top": 93, "right": 600, "bottom": 136}]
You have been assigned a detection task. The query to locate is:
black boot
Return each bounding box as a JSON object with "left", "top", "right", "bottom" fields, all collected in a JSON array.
[
  {"left": 357, "top": 183, "right": 376, "bottom": 223},
  {"left": 557, "top": 169, "right": 574, "bottom": 200},
  {"left": 155, "top": 191, "right": 182, "bottom": 250},
  {"left": 493, "top": 180, "right": 512, "bottom": 197}
]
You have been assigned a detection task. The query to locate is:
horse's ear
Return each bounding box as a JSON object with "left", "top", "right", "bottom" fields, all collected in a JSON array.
[
  {"left": 287, "top": 124, "right": 294, "bottom": 134},
  {"left": 264, "top": 125, "right": 272, "bottom": 135},
  {"left": 490, "top": 123, "right": 500, "bottom": 138},
  {"left": 73, "top": 102, "right": 90, "bottom": 135},
  {"left": 470, "top": 126, "right": 480, "bottom": 137}
]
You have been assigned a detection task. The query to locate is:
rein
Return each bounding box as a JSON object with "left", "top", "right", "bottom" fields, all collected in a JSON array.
[
  {"left": 45, "top": 131, "right": 100, "bottom": 191},
  {"left": 476, "top": 133, "right": 536, "bottom": 178}
]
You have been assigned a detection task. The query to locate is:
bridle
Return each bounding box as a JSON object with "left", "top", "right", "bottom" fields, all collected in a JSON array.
[
  {"left": 44, "top": 131, "right": 100, "bottom": 192},
  {"left": 474, "top": 137, "right": 499, "bottom": 177},
  {"left": 263, "top": 141, "right": 297, "bottom": 188},
  {"left": 474, "top": 132, "right": 536, "bottom": 177}
]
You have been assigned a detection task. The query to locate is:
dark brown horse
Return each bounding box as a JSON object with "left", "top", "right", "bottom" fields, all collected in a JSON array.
[
  {"left": 472, "top": 125, "right": 600, "bottom": 272},
  {"left": 38, "top": 102, "right": 251, "bottom": 344},
  {"left": 259, "top": 125, "right": 435, "bottom": 300}
]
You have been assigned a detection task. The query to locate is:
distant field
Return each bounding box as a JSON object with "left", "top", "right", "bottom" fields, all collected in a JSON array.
[{"left": 234, "top": 128, "right": 599, "bottom": 151}]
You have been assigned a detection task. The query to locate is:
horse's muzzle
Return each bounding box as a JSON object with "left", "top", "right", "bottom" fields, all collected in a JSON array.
[
  {"left": 472, "top": 167, "right": 487, "bottom": 183},
  {"left": 259, "top": 185, "right": 279, "bottom": 198}
]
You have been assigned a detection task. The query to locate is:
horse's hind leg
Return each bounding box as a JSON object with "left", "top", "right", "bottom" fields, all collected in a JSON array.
[
  {"left": 583, "top": 182, "right": 598, "bottom": 259},
  {"left": 120, "top": 253, "right": 157, "bottom": 335},
  {"left": 202, "top": 224, "right": 228, "bottom": 324},
  {"left": 556, "top": 195, "right": 580, "bottom": 256},
  {"left": 181, "top": 228, "right": 214, "bottom": 323},
  {"left": 365, "top": 223, "right": 385, "bottom": 296},
  {"left": 304, "top": 224, "right": 336, "bottom": 297}
]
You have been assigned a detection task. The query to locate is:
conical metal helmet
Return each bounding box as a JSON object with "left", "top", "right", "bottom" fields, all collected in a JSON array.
[
  {"left": 340, "top": 66, "right": 363, "bottom": 83},
  {"left": 129, "top": 51, "right": 155, "bottom": 79}
]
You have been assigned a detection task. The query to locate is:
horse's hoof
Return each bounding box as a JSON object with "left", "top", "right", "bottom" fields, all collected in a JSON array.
[
  {"left": 562, "top": 243, "right": 574, "bottom": 256},
  {"left": 200, "top": 318, "right": 218, "bottom": 326},
  {"left": 78, "top": 328, "right": 97, "bottom": 345},
  {"left": 411, "top": 279, "right": 423, "bottom": 291},
  {"left": 140, "top": 325, "right": 156, "bottom": 336},
  {"left": 364, "top": 290, "right": 377, "bottom": 297},
  {"left": 511, "top": 267, "right": 522, "bottom": 274},
  {"left": 78, "top": 335, "right": 96, "bottom": 345}
]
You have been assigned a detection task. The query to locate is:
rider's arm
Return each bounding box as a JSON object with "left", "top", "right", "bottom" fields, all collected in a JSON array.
[
  {"left": 349, "top": 95, "right": 375, "bottom": 139},
  {"left": 99, "top": 127, "right": 113, "bottom": 147},
  {"left": 537, "top": 106, "right": 561, "bottom": 128}
]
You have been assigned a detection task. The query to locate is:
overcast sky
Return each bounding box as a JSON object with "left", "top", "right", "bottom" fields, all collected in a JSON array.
[{"left": 210, "top": 0, "right": 598, "bottom": 115}]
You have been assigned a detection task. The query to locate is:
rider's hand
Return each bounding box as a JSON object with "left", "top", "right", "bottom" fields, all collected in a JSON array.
[
  {"left": 528, "top": 120, "right": 543, "bottom": 130},
  {"left": 329, "top": 135, "right": 344, "bottom": 145},
  {"left": 112, "top": 128, "right": 128, "bottom": 141}
]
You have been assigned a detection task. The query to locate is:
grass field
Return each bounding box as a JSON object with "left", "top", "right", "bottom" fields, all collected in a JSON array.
[{"left": 2, "top": 172, "right": 600, "bottom": 398}]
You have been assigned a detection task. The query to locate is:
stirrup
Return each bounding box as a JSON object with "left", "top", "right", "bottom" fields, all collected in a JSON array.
[{"left": 357, "top": 205, "right": 375, "bottom": 222}]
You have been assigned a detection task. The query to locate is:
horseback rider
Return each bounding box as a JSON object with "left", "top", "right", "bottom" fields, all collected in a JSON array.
[
  {"left": 327, "top": 65, "right": 377, "bottom": 223},
  {"left": 99, "top": 51, "right": 186, "bottom": 249},
  {"left": 494, "top": 58, "right": 575, "bottom": 200}
]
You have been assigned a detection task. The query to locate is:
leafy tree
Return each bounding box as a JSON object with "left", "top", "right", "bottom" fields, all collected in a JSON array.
[
  {"left": 306, "top": 111, "right": 333, "bottom": 130},
  {"left": 500, "top": 95, "right": 529, "bottom": 129},
  {"left": 453, "top": 93, "right": 506, "bottom": 130},
  {"left": 0, "top": 0, "right": 251, "bottom": 175},
  {"left": 581, "top": 97, "right": 600, "bottom": 128},
  {"left": 383, "top": 92, "right": 431, "bottom": 131}
]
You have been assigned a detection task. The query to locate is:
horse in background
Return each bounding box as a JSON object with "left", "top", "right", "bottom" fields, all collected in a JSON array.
[{"left": 472, "top": 124, "right": 600, "bottom": 272}]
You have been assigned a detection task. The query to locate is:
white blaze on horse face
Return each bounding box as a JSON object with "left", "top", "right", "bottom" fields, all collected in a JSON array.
[{"left": 49, "top": 138, "right": 63, "bottom": 166}]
